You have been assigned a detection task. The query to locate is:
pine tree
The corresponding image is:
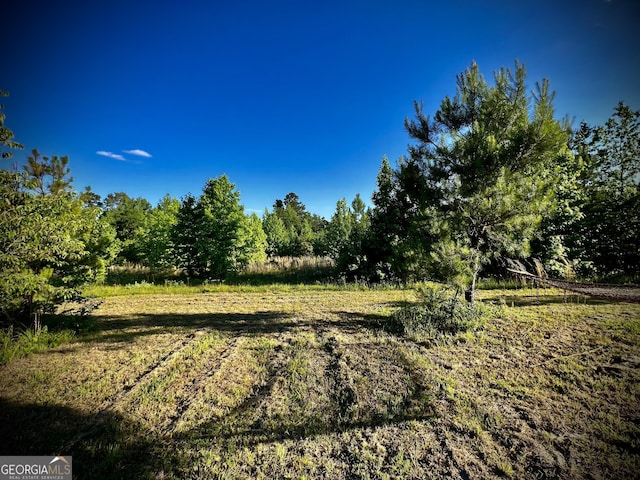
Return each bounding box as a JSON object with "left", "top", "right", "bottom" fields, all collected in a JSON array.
[
  {"left": 403, "top": 61, "right": 570, "bottom": 301},
  {"left": 0, "top": 90, "right": 23, "bottom": 159}
]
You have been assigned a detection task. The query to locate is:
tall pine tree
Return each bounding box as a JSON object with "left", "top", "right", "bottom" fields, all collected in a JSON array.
[{"left": 402, "top": 61, "right": 570, "bottom": 301}]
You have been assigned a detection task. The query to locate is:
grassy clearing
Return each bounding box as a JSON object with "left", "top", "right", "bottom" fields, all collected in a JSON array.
[{"left": 0, "top": 286, "right": 638, "bottom": 479}]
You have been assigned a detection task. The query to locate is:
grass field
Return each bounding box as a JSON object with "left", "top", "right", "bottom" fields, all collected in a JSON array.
[{"left": 1, "top": 285, "right": 639, "bottom": 479}]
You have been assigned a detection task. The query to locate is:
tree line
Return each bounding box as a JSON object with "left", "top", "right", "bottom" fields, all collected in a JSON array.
[{"left": 1, "top": 61, "right": 639, "bottom": 325}]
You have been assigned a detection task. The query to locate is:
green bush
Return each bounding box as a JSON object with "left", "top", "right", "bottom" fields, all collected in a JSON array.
[
  {"left": 0, "top": 326, "right": 75, "bottom": 364},
  {"left": 393, "top": 286, "right": 484, "bottom": 339}
]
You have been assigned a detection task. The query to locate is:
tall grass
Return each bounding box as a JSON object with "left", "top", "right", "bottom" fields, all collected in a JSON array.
[
  {"left": 0, "top": 326, "right": 76, "bottom": 364},
  {"left": 103, "top": 257, "right": 336, "bottom": 287}
]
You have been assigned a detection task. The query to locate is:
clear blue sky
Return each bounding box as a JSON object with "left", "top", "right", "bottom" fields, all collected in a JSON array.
[{"left": 3, "top": 0, "right": 639, "bottom": 218}]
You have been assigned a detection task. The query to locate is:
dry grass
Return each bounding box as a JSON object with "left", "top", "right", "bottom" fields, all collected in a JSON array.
[{"left": 0, "top": 286, "right": 638, "bottom": 479}]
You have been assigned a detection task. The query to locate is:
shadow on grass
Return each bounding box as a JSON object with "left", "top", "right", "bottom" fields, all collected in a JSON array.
[
  {"left": 497, "top": 294, "right": 612, "bottom": 307},
  {"left": 0, "top": 306, "right": 437, "bottom": 478},
  {"left": 76, "top": 300, "right": 410, "bottom": 345},
  {"left": 82, "top": 311, "right": 296, "bottom": 344},
  {"left": 0, "top": 398, "right": 158, "bottom": 479}
]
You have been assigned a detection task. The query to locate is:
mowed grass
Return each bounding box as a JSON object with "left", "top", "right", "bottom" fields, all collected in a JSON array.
[{"left": 0, "top": 286, "right": 639, "bottom": 479}]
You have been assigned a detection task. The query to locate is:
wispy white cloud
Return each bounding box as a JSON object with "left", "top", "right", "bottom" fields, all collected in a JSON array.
[
  {"left": 123, "top": 149, "right": 152, "bottom": 158},
  {"left": 96, "top": 150, "right": 125, "bottom": 161}
]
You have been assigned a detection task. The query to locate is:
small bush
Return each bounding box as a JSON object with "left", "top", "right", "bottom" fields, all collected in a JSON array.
[{"left": 392, "top": 286, "right": 484, "bottom": 340}]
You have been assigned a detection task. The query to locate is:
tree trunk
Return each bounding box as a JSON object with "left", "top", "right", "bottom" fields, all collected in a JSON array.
[{"left": 464, "top": 272, "right": 477, "bottom": 303}]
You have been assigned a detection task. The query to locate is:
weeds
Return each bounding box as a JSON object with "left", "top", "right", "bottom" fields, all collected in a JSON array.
[{"left": 0, "top": 325, "right": 75, "bottom": 364}]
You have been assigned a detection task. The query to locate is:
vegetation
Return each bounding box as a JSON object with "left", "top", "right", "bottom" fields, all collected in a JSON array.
[
  {"left": 0, "top": 153, "right": 116, "bottom": 328},
  {"left": 532, "top": 101, "right": 640, "bottom": 281},
  {"left": 0, "top": 60, "right": 639, "bottom": 476},
  {"left": 392, "top": 285, "right": 486, "bottom": 340},
  {"left": 0, "top": 287, "right": 638, "bottom": 479},
  {"left": 0, "top": 90, "right": 23, "bottom": 159}
]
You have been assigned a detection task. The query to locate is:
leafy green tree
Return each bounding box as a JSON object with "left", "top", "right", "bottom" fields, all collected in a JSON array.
[
  {"left": 325, "top": 198, "right": 353, "bottom": 259},
  {"left": 559, "top": 103, "right": 640, "bottom": 279},
  {"left": 0, "top": 160, "right": 117, "bottom": 327},
  {"left": 597, "top": 102, "right": 640, "bottom": 196},
  {"left": 402, "top": 61, "right": 570, "bottom": 301},
  {"left": 138, "top": 194, "right": 180, "bottom": 271},
  {"left": 241, "top": 213, "right": 268, "bottom": 264},
  {"left": 268, "top": 193, "right": 318, "bottom": 256},
  {"left": 102, "top": 192, "right": 152, "bottom": 263},
  {"left": 262, "top": 209, "right": 289, "bottom": 257},
  {"left": 530, "top": 140, "right": 588, "bottom": 278},
  {"left": 172, "top": 194, "right": 202, "bottom": 277},
  {"left": 196, "top": 175, "right": 247, "bottom": 278},
  {"left": 334, "top": 194, "right": 371, "bottom": 277},
  {"left": 0, "top": 90, "right": 23, "bottom": 159},
  {"left": 172, "top": 175, "right": 263, "bottom": 279}
]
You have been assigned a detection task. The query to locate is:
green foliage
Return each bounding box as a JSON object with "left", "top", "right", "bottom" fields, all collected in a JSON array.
[
  {"left": 263, "top": 209, "right": 289, "bottom": 257},
  {"left": 578, "top": 103, "right": 640, "bottom": 278},
  {"left": 102, "top": 192, "right": 152, "bottom": 263},
  {"left": 172, "top": 193, "right": 202, "bottom": 276},
  {"left": 0, "top": 90, "right": 23, "bottom": 159},
  {"left": 242, "top": 212, "right": 268, "bottom": 264},
  {"left": 0, "top": 164, "right": 114, "bottom": 325},
  {"left": 0, "top": 325, "right": 76, "bottom": 364},
  {"left": 265, "top": 193, "right": 327, "bottom": 257},
  {"left": 395, "top": 61, "right": 570, "bottom": 300},
  {"left": 534, "top": 102, "right": 640, "bottom": 280},
  {"left": 325, "top": 198, "right": 353, "bottom": 259},
  {"left": 326, "top": 194, "right": 371, "bottom": 278},
  {"left": 197, "top": 175, "right": 248, "bottom": 278},
  {"left": 172, "top": 175, "right": 266, "bottom": 279},
  {"left": 392, "top": 285, "right": 484, "bottom": 340},
  {"left": 360, "top": 155, "right": 404, "bottom": 282},
  {"left": 137, "top": 194, "right": 180, "bottom": 271},
  {"left": 24, "top": 148, "right": 73, "bottom": 195}
]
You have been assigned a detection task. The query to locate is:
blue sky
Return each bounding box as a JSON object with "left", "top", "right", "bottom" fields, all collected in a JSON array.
[{"left": 3, "top": 0, "right": 639, "bottom": 218}]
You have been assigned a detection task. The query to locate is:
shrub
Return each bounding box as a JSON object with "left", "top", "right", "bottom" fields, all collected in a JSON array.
[{"left": 392, "top": 285, "right": 484, "bottom": 339}]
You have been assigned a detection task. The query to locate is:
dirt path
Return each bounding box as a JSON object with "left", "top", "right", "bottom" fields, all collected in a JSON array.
[{"left": 507, "top": 267, "right": 640, "bottom": 303}]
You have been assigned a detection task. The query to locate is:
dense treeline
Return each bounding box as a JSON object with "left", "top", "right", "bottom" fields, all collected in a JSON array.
[{"left": 1, "top": 61, "right": 639, "bottom": 326}]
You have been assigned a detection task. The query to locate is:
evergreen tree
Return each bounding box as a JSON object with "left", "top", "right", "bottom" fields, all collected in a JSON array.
[
  {"left": 23, "top": 149, "right": 74, "bottom": 196},
  {"left": 365, "top": 155, "right": 410, "bottom": 281},
  {"left": 402, "top": 61, "right": 570, "bottom": 301},
  {"left": 172, "top": 194, "right": 202, "bottom": 277},
  {"left": 1, "top": 156, "right": 117, "bottom": 326},
  {"left": 0, "top": 90, "right": 23, "bottom": 159}
]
